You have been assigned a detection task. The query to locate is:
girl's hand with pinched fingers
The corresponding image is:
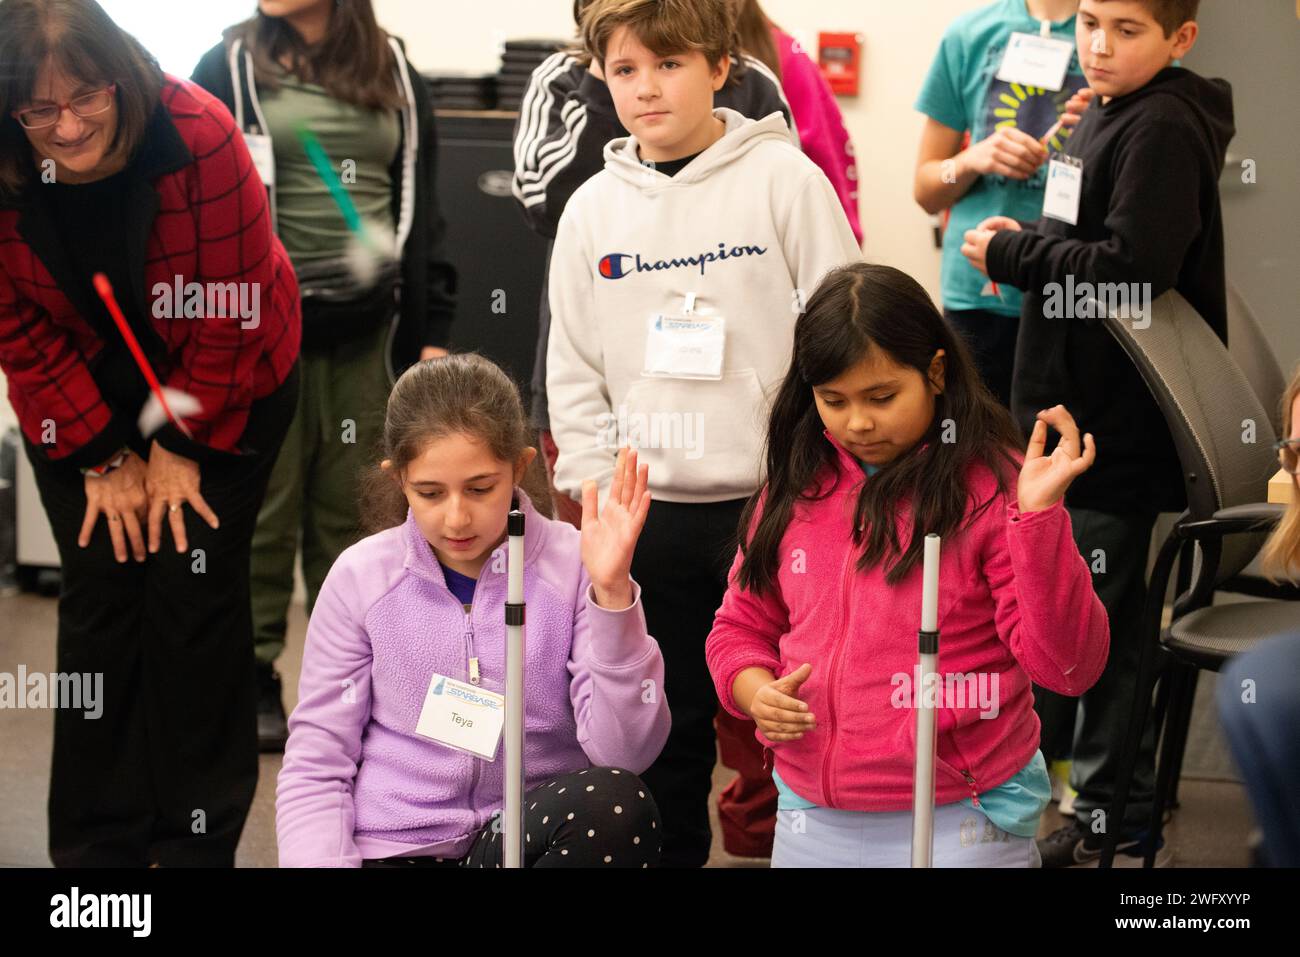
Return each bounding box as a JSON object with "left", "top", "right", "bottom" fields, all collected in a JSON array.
[
  {"left": 580, "top": 446, "right": 651, "bottom": 609},
  {"left": 1018, "top": 404, "right": 1097, "bottom": 513},
  {"left": 750, "top": 663, "right": 817, "bottom": 742}
]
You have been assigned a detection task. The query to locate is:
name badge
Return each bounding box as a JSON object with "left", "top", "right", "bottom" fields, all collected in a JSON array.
[
  {"left": 996, "top": 32, "right": 1075, "bottom": 92},
  {"left": 243, "top": 132, "right": 276, "bottom": 188},
  {"left": 1042, "top": 156, "right": 1083, "bottom": 225},
  {"left": 643, "top": 313, "right": 726, "bottom": 380},
  {"left": 414, "top": 672, "right": 505, "bottom": 760}
]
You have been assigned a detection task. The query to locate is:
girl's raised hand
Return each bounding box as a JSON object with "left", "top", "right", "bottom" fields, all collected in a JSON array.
[
  {"left": 1018, "top": 405, "right": 1097, "bottom": 512},
  {"left": 580, "top": 447, "right": 651, "bottom": 609}
]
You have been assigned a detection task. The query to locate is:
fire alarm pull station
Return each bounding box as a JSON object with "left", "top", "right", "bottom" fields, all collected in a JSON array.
[{"left": 818, "top": 32, "right": 863, "bottom": 96}]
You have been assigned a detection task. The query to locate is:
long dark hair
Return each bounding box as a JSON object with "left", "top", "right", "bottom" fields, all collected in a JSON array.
[
  {"left": 360, "top": 354, "right": 554, "bottom": 533},
  {"left": 228, "top": 0, "right": 401, "bottom": 111},
  {"left": 733, "top": 0, "right": 781, "bottom": 82},
  {"left": 736, "top": 263, "right": 1023, "bottom": 595},
  {"left": 0, "top": 0, "right": 162, "bottom": 200}
]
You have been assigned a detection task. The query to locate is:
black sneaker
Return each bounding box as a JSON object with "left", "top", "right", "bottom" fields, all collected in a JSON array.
[
  {"left": 1038, "top": 820, "right": 1172, "bottom": 868},
  {"left": 1037, "top": 819, "right": 1089, "bottom": 868},
  {"left": 256, "top": 663, "right": 288, "bottom": 753}
]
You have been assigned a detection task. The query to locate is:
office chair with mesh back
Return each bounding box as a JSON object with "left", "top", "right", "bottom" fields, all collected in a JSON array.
[
  {"left": 1098, "top": 289, "right": 1294, "bottom": 868},
  {"left": 1156, "top": 281, "right": 1297, "bottom": 805}
]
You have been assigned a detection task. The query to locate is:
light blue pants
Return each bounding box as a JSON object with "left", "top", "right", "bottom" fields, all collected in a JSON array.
[{"left": 771, "top": 801, "right": 1041, "bottom": 868}]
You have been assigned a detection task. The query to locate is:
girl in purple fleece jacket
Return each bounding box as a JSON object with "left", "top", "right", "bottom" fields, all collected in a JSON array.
[{"left": 276, "top": 354, "right": 670, "bottom": 867}]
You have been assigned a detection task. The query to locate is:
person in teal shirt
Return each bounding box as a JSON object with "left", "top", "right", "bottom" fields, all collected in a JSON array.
[{"left": 913, "top": 0, "right": 1089, "bottom": 408}]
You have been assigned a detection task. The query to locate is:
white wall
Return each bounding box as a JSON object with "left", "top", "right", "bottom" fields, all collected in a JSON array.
[
  {"left": 374, "top": 0, "right": 983, "bottom": 304},
  {"left": 375, "top": 0, "right": 1299, "bottom": 375}
]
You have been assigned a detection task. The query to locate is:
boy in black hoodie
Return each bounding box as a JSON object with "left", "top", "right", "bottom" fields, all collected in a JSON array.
[{"left": 960, "top": 0, "right": 1233, "bottom": 866}]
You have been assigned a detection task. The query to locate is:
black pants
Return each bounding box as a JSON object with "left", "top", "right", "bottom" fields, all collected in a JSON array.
[
  {"left": 628, "top": 497, "right": 747, "bottom": 868},
  {"left": 1033, "top": 506, "right": 1159, "bottom": 833},
  {"left": 363, "top": 767, "right": 661, "bottom": 868},
  {"left": 25, "top": 366, "right": 298, "bottom": 866},
  {"left": 944, "top": 308, "right": 1019, "bottom": 409}
]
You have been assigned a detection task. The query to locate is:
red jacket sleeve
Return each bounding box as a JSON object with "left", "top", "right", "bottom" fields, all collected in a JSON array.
[
  {"left": 0, "top": 261, "right": 130, "bottom": 466},
  {"left": 153, "top": 91, "right": 286, "bottom": 458}
]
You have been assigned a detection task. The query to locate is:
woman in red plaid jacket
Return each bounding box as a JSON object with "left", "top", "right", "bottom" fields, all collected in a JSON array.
[{"left": 0, "top": 0, "right": 300, "bottom": 866}]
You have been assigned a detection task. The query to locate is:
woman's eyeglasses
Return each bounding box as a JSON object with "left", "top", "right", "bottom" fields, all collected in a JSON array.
[
  {"left": 11, "top": 84, "right": 116, "bottom": 130},
  {"left": 1276, "top": 437, "right": 1300, "bottom": 476}
]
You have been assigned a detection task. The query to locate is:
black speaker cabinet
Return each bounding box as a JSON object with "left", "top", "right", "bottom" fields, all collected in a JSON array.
[{"left": 435, "top": 111, "right": 549, "bottom": 409}]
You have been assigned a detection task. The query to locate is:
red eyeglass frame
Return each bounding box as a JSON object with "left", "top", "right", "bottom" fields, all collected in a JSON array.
[{"left": 11, "top": 82, "right": 117, "bottom": 129}]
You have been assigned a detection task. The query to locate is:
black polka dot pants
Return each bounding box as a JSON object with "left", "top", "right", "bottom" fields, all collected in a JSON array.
[{"left": 463, "top": 767, "right": 661, "bottom": 868}]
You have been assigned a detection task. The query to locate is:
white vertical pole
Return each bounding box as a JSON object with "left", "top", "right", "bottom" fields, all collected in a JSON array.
[
  {"left": 503, "top": 505, "right": 526, "bottom": 868},
  {"left": 911, "top": 533, "right": 941, "bottom": 868}
]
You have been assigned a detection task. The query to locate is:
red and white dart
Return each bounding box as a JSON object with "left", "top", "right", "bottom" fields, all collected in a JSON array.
[{"left": 92, "top": 273, "right": 201, "bottom": 439}]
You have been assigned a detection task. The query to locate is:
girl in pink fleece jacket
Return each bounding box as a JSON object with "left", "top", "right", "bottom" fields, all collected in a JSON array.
[
  {"left": 277, "top": 354, "right": 670, "bottom": 867},
  {"left": 705, "top": 262, "right": 1109, "bottom": 867}
]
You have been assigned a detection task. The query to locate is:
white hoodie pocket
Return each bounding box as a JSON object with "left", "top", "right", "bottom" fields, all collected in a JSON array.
[{"left": 616, "top": 368, "right": 768, "bottom": 499}]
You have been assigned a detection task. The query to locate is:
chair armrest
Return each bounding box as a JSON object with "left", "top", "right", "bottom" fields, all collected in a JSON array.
[{"left": 1180, "top": 503, "right": 1284, "bottom": 539}]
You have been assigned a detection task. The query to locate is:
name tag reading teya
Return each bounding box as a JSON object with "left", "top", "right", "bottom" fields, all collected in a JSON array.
[{"left": 415, "top": 672, "right": 506, "bottom": 760}]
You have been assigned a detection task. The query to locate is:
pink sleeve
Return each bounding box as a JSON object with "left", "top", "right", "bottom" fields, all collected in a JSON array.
[
  {"left": 776, "top": 32, "right": 863, "bottom": 244},
  {"left": 705, "top": 546, "right": 789, "bottom": 719},
  {"left": 987, "top": 500, "right": 1110, "bottom": 696}
]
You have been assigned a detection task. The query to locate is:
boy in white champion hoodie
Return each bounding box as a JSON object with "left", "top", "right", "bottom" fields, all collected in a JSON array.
[{"left": 547, "top": 0, "right": 860, "bottom": 867}]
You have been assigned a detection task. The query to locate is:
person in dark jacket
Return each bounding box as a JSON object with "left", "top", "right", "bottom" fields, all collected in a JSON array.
[
  {"left": 0, "top": 0, "right": 300, "bottom": 866},
  {"left": 961, "top": 0, "right": 1234, "bottom": 867},
  {"left": 191, "top": 0, "right": 457, "bottom": 751}
]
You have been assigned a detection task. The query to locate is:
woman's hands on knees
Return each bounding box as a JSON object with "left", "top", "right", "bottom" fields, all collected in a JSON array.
[{"left": 79, "top": 442, "right": 221, "bottom": 561}]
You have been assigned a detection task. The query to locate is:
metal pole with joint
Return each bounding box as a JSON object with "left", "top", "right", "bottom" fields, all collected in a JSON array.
[
  {"left": 503, "top": 501, "right": 526, "bottom": 868},
  {"left": 911, "top": 533, "right": 941, "bottom": 868}
]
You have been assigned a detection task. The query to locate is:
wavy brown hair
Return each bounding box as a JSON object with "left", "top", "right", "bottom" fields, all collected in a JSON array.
[
  {"left": 226, "top": 0, "right": 401, "bottom": 111},
  {"left": 361, "top": 354, "right": 554, "bottom": 533},
  {"left": 0, "top": 0, "right": 162, "bottom": 200}
]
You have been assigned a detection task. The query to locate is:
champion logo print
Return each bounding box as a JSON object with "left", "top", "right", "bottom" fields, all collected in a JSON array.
[{"left": 596, "top": 241, "right": 768, "bottom": 279}]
